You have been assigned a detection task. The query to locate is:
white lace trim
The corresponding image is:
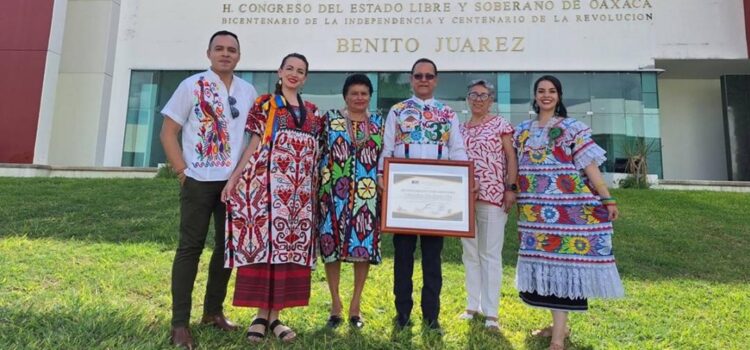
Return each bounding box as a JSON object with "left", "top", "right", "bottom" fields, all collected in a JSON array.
[
  {"left": 574, "top": 145, "right": 606, "bottom": 171},
  {"left": 515, "top": 258, "right": 625, "bottom": 299}
]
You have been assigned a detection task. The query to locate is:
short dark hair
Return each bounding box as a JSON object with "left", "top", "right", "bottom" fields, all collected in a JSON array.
[
  {"left": 410, "top": 58, "right": 438, "bottom": 76},
  {"left": 532, "top": 75, "right": 568, "bottom": 117},
  {"left": 208, "top": 30, "right": 239, "bottom": 50},
  {"left": 342, "top": 74, "right": 373, "bottom": 98}
]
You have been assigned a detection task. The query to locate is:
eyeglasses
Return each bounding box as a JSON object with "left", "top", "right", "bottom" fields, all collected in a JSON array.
[
  {"left": 412, "top": 73, "right": 436, "bottom": 81},
  {"left": 467, "top": 92, "right": 491, "bottom": 101},
  {"left": 228, "top": 95, "right": 239, "bottom": 119}
]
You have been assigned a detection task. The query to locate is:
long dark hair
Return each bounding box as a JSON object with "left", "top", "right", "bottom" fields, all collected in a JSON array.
[
  {"left": 276, "top": 53, "right": 309, "bottom": 125},
  {"left": 531, "top": 75, "right": 568, "bottom": 118}
]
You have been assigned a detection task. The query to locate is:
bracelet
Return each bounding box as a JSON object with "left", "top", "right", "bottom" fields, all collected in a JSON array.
[{"left": 600, "top": 197, "right": 617, "bottom": 206}]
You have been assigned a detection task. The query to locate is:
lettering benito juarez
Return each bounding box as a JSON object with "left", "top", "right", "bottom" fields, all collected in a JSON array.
[{"left": 337, "top": 36, "right": 525, "bottom": 53}]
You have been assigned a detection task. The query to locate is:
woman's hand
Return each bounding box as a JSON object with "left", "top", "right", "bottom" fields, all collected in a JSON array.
[
  {"left": 221, "top": 175, "right": 240, "bottom": 202},
  {"left": 502, "top": 191, "right": 517, "bottom": 213},
  {"left": 177, "top": 169, "right": 187, "bottom": 186},
  {"left": 607, "top": 205, "right": 619, "bottom": 221}
]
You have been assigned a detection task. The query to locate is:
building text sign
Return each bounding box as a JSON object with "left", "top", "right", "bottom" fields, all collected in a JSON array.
[{"left": 116, "top": 1, "right": 746, "bottom": 71}]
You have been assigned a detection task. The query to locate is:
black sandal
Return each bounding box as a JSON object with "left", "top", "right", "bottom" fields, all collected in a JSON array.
[
  {"left": 349, "top": 315, "right": 364, "bottom": 329},
  {"left": 246, "top": 318, "right": 268, "bottom": 342},
  {"left": 326, "top": 315, "right": 343, "bottom": 329},
  {"left": 270, "top": 319, "right": 296, "bottom": 342}
]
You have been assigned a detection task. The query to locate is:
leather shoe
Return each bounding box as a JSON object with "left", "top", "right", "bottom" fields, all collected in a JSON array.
[
  {"left": 201, "top": 313, "right": 239, "bottom": 331},
  {"left": 395, "top": 314, "right": 411, "bottom": 330},
  {"left": 170, "top": 326, "right": 195, "bottom": 349},
  {"left": 425, "top": 319, "right": 444, "bottom": 335}
]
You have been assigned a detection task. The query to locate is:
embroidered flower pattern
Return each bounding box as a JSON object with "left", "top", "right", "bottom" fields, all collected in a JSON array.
[
  {"left": 318, "top": 110, "right": 383, "bottom": 264},
  {"left": 520, "top": 233, "right": 604, "bottom": 256},
  {"left": 513, "top": 117, "right": 619, "bottom": 298}
]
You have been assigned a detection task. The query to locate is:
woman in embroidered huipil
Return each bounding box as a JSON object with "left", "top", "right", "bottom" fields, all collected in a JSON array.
[
  {"left": 514, "top": 75, "right": 624, "bottom": 350},
  {"left": 458, "top": 79, "right": 517, "bottom": 332},
  {"left": 318, "top": 74, "right": 383, "bottom": 329},
  {"left": 222, "top": 53, "right": 323, "bottom": 343}
]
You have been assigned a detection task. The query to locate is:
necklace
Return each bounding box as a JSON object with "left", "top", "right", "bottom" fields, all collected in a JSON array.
[{"left": 341, "top": 109, "right": 371, "bottom": 149}]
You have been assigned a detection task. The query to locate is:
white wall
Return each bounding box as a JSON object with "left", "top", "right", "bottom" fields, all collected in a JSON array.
[
  {"left": 48, "top": 0, "right": 119, "bottom": 166},
  {"left": 103, "top": 0, "right": 750, "bottom": 74},
  {"left": 100, "top": 0, "right": 750, "bottom": 166},
  {"left": 659, "top": 79, "right": 728, "bottom": 181},
  {"left": 654, "top": 0, "right": 747, "bottom": 60},
  {"left": 34, "top": 0, "right": 68, "bottom": 165}
]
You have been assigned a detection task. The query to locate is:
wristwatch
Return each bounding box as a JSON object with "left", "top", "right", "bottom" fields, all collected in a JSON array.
[{"left": 506, "top": 183, "right": 519, "bottom": 192}]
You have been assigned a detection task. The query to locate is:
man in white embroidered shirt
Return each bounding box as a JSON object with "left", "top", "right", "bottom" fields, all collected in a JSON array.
[
  {"left": 378, "top": 58, "right": 469, "bottom": 333},
  {"left": 160, "top": 30, "right": 258, "bottom": 349}
]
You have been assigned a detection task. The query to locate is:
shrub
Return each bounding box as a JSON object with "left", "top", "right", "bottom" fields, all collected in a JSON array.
[
  {"left": 619, "top": 175, "right": 650, "bottom": 189},
  {"left": 155, "top": 163, "right": 179, "bottom": 179}
]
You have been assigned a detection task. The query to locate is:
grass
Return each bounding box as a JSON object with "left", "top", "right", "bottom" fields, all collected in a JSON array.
[{"left": 0, "top": 178, "right": 748, "bottom": 349}]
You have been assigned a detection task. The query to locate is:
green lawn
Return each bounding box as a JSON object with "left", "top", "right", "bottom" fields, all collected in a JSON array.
[{"left": 0, "top": 178, "right": 748, "bottom": 349}]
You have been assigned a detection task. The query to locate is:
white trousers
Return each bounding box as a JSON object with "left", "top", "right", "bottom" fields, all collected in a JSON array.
[{"left": 461, "top": 202, "right": 508, "bottom": 318}]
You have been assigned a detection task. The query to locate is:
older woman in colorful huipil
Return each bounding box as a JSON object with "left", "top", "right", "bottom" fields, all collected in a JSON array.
[
  {"left": 458, "top": 79, "right": 517, "bottom": 332},
  {"left": 222, "top": 53, "right": 323, "bottom": 343},
  {"left": 514, "top": 75, "right": 624, "bottom": 350},
  {"left": 318, "top": 74, "right": 384, "bottom": 329}
]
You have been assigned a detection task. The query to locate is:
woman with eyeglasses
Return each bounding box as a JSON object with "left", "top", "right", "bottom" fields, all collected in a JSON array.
[
  {"left": 457, "top": 79, "right": 517, "bottom": 332},
  {"left": 514, "top": 75, "right": 623, "bottom": 350},
  {"left": 221, "top": 53, "right": 323, "bottom": 343},
  {"left": 317, "top": 74, "right": 384, "bottom": 330}
]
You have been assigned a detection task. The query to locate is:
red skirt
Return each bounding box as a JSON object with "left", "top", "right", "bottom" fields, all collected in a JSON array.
[{"left": 233, "top": 263, "right": 312, "bottom": 310}]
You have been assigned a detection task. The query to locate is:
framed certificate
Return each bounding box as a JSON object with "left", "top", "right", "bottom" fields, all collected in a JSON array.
[{"left": 381, "top": 158, "right": 475, "bottom": 238}]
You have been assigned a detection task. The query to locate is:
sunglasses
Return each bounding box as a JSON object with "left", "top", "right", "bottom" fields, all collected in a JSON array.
[
  {"left": 412, "top": 73, "right": 436, "bottom": 81},
  {"left": 467, "top": 92, "right": 491, "bottom": 101},
  {"left": 228, "top": 95, "right": 239, "bottom": 119}
]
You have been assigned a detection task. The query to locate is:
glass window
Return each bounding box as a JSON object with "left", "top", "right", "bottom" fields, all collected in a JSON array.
[
  {"left": 642, "top": 73, "right": 658, "bottom": 93},
  {"left": 590, "top": 72, "right": 625, "bottom": 115},
  {"left": 120, "top": 70, "right": 663, "bottom": 177},
  {"left": 249, "top": 72, "right": 275, "bottom": 95},
  {"left": 623, "top": 73, "right": 644, "bottom": 114},
  {"left": 122, "top": 70, "right": 198, "bottom": 167},
  {"left": 122, "top": 71, "right": 157, "bottom": 167},
  {"left": 551, "top": 72, "right": 592, "bottom": 115},
  {"left": 377, "top": 72, "right": 411, "bottom": 115},
  {"left": 301, "top": 72, "right": 350, "bottom": 113},
  {"left": 510, "top": 73, "right": 532, "bottom": 114}
]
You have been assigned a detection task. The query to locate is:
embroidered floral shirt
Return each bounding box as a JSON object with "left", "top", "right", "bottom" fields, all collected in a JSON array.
[
  {"left": 378, "top": 96, "right": 468, "bottom": 172},
  {"left": 460, "top": 116, "right": 514, "bottom": 207},
  {"left": 161, "top": 69, "right": 258, "bottom": 181}
]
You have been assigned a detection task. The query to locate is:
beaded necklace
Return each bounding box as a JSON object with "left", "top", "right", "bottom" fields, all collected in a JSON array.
[{"left": 341, "top": 109, "right": 371, "bottom": 149}]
